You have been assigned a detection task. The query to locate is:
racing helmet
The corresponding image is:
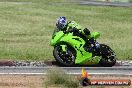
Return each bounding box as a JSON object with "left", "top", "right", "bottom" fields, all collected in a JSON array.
[{"left": 56, "top": 16, "right": 67, "bottom": 30}]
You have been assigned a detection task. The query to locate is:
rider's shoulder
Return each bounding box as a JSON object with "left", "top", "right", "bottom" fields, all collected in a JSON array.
[
  {"left": 68, "top": 21, "right": 78, "bottom": 26},
  {"left": 69, "top": 21, "right": 77, "bottom": 24}
]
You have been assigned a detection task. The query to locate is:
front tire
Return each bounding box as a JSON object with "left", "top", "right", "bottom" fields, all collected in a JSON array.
[
  {"left": 99, "top": 44, "right": 116, "bottom": 67},
  {"left": 53, "top": 45, "right": 76, "bottom": 66}
]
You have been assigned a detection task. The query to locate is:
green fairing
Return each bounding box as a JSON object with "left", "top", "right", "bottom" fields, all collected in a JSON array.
[
  {"left": 60, "top": 33, "right": 92, "bottom": 64},
  {"left": 61, "top": 45, "right": 66, "bottom": 52},
  {"left": 50, "top": 31, "right": 101, "bottom": 65},
  {"left": 50, "top": 31, "right": 64, "bottom": 46}
]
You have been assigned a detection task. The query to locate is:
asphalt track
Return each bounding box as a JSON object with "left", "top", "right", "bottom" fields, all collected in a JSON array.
[
  {"left": 0, "top": 61, "right": 131, "bottom": 75},
  {"left": 79, "top": 0, "right": 132, "bottom": 7},
  {"left": 0, "top": 66, "right": 131, "bottom": 75}
]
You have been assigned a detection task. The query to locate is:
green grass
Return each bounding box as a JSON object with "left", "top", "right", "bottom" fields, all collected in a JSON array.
[
  {"left": 0, "top": 0, "right": 131, "bottom": 60},
  {"left": 45, "top": 68, "right": 79, "bottom": 88}
]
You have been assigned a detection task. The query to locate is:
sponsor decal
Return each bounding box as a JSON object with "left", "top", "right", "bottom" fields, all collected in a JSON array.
[{"left": 80, "top": 68, "right": 131, "bottom": 86}]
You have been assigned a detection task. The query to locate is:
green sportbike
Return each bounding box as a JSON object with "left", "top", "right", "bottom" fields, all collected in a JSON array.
[{"left": 50, "top": 29, "right": 116, "bottom": 67}]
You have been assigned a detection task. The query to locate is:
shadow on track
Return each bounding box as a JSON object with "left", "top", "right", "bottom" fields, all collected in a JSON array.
[
  {"left": 45, "top": 61, "right": 121, "bottom": 67},
  {"left": 51, "top": 61, "right": 102, "bottom": 67}
]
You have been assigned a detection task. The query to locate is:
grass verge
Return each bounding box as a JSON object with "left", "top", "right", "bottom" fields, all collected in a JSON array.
[
  {"left": 0, "top": 0, "right": 131, "bottom": 60},
  {"left": 45, "top": 68, "right": 79, "bottom": 88}
]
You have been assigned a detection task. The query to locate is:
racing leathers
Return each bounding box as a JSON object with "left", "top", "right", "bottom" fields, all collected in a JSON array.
[{"left": 62, "top": 21, "right": 96, "bottom": 52}]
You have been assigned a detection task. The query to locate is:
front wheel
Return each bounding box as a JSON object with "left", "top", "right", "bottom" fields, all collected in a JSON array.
[
  {"left": 53, "top": 45, "right": 76, "bottom": 66},
  {"left": 99, "top": 44, "right": 116, "bottom": 67}
]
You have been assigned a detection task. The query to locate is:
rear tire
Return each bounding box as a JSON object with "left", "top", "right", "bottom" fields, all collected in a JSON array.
[
  {"left": 99, "top": 44, "right": 116, "bottom": 67},
  {"left": 53, "top": 45, "right": 76, "bottom": 66}
]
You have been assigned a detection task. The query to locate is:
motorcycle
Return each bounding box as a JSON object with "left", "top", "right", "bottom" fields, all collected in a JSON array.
[{"left": 50, "top": 29, "right": 116, "bottom": 67}]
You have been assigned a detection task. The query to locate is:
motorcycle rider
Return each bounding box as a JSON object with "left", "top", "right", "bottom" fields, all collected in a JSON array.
[{"left": 56, "top": 16, "right": 100, "bottom": 52}]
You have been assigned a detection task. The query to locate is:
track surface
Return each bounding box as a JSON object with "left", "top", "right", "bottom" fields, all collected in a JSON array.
[
  {"left": 0, "top": 60, "right": 131, "bottom": 75},
  {"left": 79, "top": 0, "right": 132, "bottom": 7},
  {"left": 0, "top": 66, "right": 131, "bottom": 75}
]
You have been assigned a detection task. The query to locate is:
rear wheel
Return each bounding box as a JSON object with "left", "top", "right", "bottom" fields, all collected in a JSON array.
[
  {"left": 99, "top": 44, "right": 116, "bottom": 67},
  {"left": 53, "top": 45, "right": 76, "bottom": 66}
]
